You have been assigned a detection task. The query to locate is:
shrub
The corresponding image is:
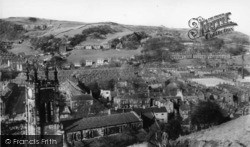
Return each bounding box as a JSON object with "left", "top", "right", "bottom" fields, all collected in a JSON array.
[
  {"left": 28, "top": 17, "right": 37, "bottom": 22},
  {"left": 191, "top": 101, "right": 229, "bottom": 130}
]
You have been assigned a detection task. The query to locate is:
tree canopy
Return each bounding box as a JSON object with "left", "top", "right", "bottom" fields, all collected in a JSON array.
[
  {"left": 191, "top": 101, "right": 229, "bottom": 130},
  {"left": 140, "top": 36, "right": 184, "bottom": 62},
  {"left": 30, "top": 35, "right": 63, "bottom": 53}
]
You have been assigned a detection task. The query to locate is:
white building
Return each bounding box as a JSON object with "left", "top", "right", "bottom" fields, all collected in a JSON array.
[
  {"left": 96, "top": 59, "right": 104, "bottom": 66},
  {"left": 85, "top": 60, "right": 93, "bottom": 66},
  {"left": 100, "top": 90, "right": 111, "bottom": 100}
]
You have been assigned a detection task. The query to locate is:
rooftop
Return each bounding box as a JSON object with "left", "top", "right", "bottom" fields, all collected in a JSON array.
[
  {"left": 189, "top": 78, "right": 234, "bottom": 87},
  {"left": 133, "top": 107, "right": 167, "bottom": 114},
  {"left": 64, "top": 112, "right": 142, "bottom": 133}
]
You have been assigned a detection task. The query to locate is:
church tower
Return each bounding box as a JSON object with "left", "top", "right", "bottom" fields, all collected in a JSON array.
[{"left": 26, "top": 63, "right": 60, "bottom": 135}]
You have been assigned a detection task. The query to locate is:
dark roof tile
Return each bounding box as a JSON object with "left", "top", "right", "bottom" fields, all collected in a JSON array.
[{"left": 64, "top": 112, "right": 142, "bottom": 133}]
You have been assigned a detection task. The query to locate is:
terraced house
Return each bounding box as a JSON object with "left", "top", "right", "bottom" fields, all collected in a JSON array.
[
  {"left": 64, "top": 112, "right": 142, "bottom": 143},
  {"left": 0, "top": 50, "right": 24, "bottom": 71}
]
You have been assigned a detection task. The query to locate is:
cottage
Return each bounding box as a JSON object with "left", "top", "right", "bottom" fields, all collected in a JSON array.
[
  {"left": 64, "top": 112, "right": 142, "bottom": 143},
  {"left": 85, "top": 60, "right": 93, "bottom": 66},
  {"left": 102, "top": 44, "right": 110, "bottom": 49},
  {"left": 85, "top": 45, "right": 93, "bottom": 50},
  {"left": 73, "top": 62, "right": 81, "bottom": 68},
  {"left": 100, "top": 90, "right": 111, "bottom": 100},
  {"left": 96, "top": 58, "right": 104, "bottom": 66},
  {"left": 92, "top": 45, "right": 102, "bottom": 50},
  {"left": 133, "top": 107, "right": 168, "bottom": 123}
]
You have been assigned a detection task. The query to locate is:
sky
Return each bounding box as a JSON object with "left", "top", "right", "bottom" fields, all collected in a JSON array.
[{"left": 1, "top": 0, "right": 250, "bottom": 35}]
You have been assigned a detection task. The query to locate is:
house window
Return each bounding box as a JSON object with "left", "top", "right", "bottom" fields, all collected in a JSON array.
[
  {"left": 76, "top": 131, "right": 81, "bottom": 141},
  {"left": 82, "top": 130, "right": 87, "bottom": 139},
  {"left": 66, "top": 133, "right": 73, "bottom": 143}
]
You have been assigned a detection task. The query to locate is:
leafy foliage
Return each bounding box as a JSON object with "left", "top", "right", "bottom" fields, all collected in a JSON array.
[
  {"left": 143, "top": 36, "right": 184, "bottom": 53},
  {"left": 47, "top": 56, "right": 68, "bottom": 68},
  {"left": 1, "top": 120, "right": 26, "bottom": 135},
  {"left": 139, "top": 36, "right": 184, "bottom": 62},
  {"left": 30, "top": 35, "right": 63, "bottom": 53},
  {"left": 87, "top": 82, "right": 101, "bottom": 99},
  {"left": 69, "top": 34, "right": 87, "bottom": 46},
  {"left": 202, "top": 38, "right": 225, "bottom": 52},
  {"left": 108, "top": 32, "right": 149, "bottom": 49},
  {"left": 28, "top": 17, "right": 37, "bottom": 22},
  {"left": 191, "top": 101, "right": 228, "bottom": 130},
  {"left": 82, "top": 25, "right": 115, "bottom": 36},
  {"left": 69, "top": 25, "right": 116, "bottom": 46},
  {"left": 1, "top": 70, "right": 20, "bottom": 81},
  {"left": 0, "top": 20, "right": 25, "bottom": 40},
  {"left": 227, "top": 45, "right": 247, "bottom": 55},
  {"left": 162, "top": 119, "right": 183, "bottom": 140}
]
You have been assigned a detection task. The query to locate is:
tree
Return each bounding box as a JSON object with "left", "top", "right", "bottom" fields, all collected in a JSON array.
[
  {"left": 48, "top": 56, "right": 68, "bottom": 68},
  {"left": 191, "top": 101, "right": 227, "bottom": 130},
  {"left": 202, "top": 37, "right": 225, "bottom": 52},
  {"left": 227, "top": 45, "right": 247, "bottom": 56},
  {"left": 141, "top": 36, "right": 184, "bottom": 62},
  {"left": 88, "top": 82, "right": 101, "bottom": 99},
  {"left": 108, "top": 79, "right": 116, "bottom": 91},
  {"left": 1, "top": 120, "right": 26, "bottom": 135},
  {"left": 69, "top": 34, "right": 86, "bottom": 46},
  {"left": 1, "top": 70, "right": 20, "bottom": 81},
  {"left": 162, "top": 119, "right": 182, "bottom": 140},
  {"left": 28, "top": 17, "right": 37, "bottom": 22},
  {"left": 30, "top": 35, "right": 63, "bottom": 53}
]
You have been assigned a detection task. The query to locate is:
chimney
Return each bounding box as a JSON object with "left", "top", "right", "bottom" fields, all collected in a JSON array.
[
  {"left": 45, "top": 65, "right": 49, "bottom": 80},
  {"left": 242, "top": 54, "right": 245, "bottom": 79},
  {"left": 34, "top": 67, "right": 38, "bottom": 83},
  {"left": 54, "top": 67, "right": 58, "bottom": 83},
  {"left": 26, "top": 68, "right": 30, "bottom": 81},
  {"left": 107, "top": 109, "right": 111, "bottom": 115}
]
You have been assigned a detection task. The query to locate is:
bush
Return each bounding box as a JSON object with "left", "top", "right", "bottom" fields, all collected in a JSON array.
[
  {"left": 82, "top": 25, "right": 116, "bottom": 36},
  {"left": 30, "top": 35, "right": 62, "bottom": 53},
  {"left": 191, "top": 101, "right": 228, "bottom": 130},
  {"left": 69, "top": 34, "right": 87, "bottom": 46},
  {"left": 28, "top": 17, "right": 37, "bottom": 22},
  {"left": 1, "top": 70, "right": 20, "bottom": 81},
  {"left": 227, "top": 45, "right": 247, "bottom": 56},
  {"left": 163, "top": 119, "right": 182, "bottom": 140},
  {"left": 0, "top": 20, "right": 25, "bottom": 40}
]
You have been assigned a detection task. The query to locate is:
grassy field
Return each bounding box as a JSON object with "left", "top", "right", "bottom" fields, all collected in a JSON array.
[{"left": 9, "top": 41, "right": 39, "bottom": 55}]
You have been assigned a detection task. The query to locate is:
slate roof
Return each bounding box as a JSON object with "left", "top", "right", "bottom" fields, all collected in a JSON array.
[
  {"left": 59, "top": 79, "right": 84, "bottom": 96},
  {"left": 165, "top": 96, "right": 182, "bottom": 100},
  {"left": 13, "top": 87, "right": 26, "bottom": 115},
  {"left": 133, "top": 107, "right": 167, "bottom": 115},
  {"left": 64, "top": 112, "right": 142, "bottom": 133},
  {"left": 71, "top": 94, "right": 94, "bottom": 101}
]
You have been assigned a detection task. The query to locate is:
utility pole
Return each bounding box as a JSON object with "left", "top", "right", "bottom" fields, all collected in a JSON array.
[{"left": 242, "top": 54, "right": 245, "bottom": 79}]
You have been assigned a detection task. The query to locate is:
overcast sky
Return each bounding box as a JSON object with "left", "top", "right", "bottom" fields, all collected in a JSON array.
[{"left": 1, "top": 0, "right": 250, "bottom": 35}]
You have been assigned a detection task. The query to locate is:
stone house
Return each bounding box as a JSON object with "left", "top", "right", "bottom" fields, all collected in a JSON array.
[
  {"left": 85, "top": 60, "right": 93, "bottom": 66},
  {"left": 63, "top": 112, "right": 142, "bottom": 143},
  {"left": 133, "top": 107, "right": 168, "bottom": 123}
]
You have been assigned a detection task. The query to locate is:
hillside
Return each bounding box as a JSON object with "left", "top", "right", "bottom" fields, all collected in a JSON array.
[
  {"left": 3, "top": 17, "right": 248, "bottom": 42},
  {"left": 174, "top": 115, "right": 250, "bottom": 147},
  {"left": 1, "top": 17, "right": 250, "bottom": 62}
]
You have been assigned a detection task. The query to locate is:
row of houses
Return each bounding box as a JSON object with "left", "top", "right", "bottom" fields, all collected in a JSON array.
[
  {"left": 171, "top": 53, "right": 231, "bottom": 60},
  {"left": 64, "top": 111, "right": 143, "bottom": 143},
  {"left": 0, "top": 50, "right": 24, "bottom": 71},
  {"left": 74, "top": 44, "right": 111, "bottom": 50},
  {"left": 0, "top": 41, "right": 13, "bottom": 49}
]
